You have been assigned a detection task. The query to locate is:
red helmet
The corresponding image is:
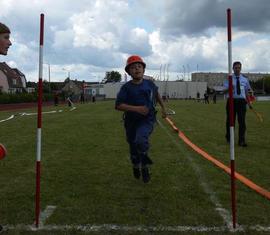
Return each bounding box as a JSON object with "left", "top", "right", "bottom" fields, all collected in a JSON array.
[{"left": 125, "top": 55, "right": 146, "bottom": 73}]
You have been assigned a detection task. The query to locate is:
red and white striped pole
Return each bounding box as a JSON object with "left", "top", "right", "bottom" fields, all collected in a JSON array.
[
  {"left": 35, "top": 13, "right": 44, "bottom": 228},
  {"left": 227, "top": 8, "right": 236, "bottom": 229}
]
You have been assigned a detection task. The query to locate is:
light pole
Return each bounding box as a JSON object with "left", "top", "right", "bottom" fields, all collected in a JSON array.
[
  {"left": 262, "top": 77, "right": 265, "bottom": 94},
  {"left": 166, "top": 63, "right": 170, "bottom": 81},
  {"left": 163, "top": 64, "right": 167, "bottom": 81},
  {"left": 159, "top": 64, "right": 162, "bottom": 82},
  {"left": 183, "top": 65, "right": 186, "bottom": 80},
  {"left": 187, "top": 64, "right": 190, "bottom": 81}
]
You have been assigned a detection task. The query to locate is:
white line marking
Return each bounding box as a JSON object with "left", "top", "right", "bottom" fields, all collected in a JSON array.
[
  {"left": 157, "top": 119, "right": 239, "bottom": 231},
  {"left": 1, "top": 109, "right": 71, "bottom": 124},
  {"left": 39, "top": 205, "right": 56, "bottom": 227},
  {"left": 30, "top": 205, "right": 56, "bottom": 230},
  {"left": 23, "top": 110, "right": 58, "bottom": 116},
  {"left": 2, "top": 224, "right": 270, "bottom": 232},
  {"left": 0, "top": 115, "right": 14, "bottom": 123},
  {"left": 166, "top": 108, "right": 176, "bottom": 115}
]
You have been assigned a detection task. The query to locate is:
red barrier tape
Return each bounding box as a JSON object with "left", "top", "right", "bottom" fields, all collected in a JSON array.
[{"left": 165, "top": 117, "right": 270, "bottom": 201}]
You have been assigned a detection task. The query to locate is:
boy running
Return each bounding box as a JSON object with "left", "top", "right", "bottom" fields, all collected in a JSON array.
[{"left": 115, "top": 55, "right": 166, "bottom": 183}]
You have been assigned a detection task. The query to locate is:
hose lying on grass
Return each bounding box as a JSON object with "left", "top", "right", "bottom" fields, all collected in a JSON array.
[{"left": 165, "top": 116, "right": 270, "bottom": 201}]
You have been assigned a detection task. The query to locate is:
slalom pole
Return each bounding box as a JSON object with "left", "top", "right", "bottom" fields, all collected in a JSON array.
[
  {"left": 227, "top": 8, "right": 236, "bottom": 229},
  {"left": 35, "top": 13, "right": 44, "bottom": 228}
]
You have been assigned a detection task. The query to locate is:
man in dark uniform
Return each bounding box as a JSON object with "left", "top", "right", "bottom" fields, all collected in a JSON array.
[{"left": 224, "top": 61, "right": 252, "bottom": 147}]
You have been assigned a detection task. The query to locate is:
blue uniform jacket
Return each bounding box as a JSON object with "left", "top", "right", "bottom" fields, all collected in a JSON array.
[
  {"left": 223, "top": 74, "right": 251, "bottom": 99},
  {"left": 115, "top": 79, "right": 158, "bottom": 122}
]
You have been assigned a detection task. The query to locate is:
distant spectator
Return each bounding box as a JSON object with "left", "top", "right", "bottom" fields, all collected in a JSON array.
[
  {"left": 92, "top": 89, "right": 96, "bottom": 103},
  {"left": 162, "top": 94, "right": 168, "bottom": 102},
  {"left": 92, "top": 94, "right": 96, "bottom": 103},
  {"left": 80, "top": 92, "right": 85, "bottom": 104},
  {"left": 54, "top": 91, "right": 59, "bottom": 106},
  {"left": 213, "top": 91, "right": 217, "bottom": 104},
  {"left": 196, "top": 92, "right": 200, "bottom": 102},
  {"left": 67, "top": 93, "right": 73, "bottom": 107},
  {"left": 204, "top": 91, "right": 209, "bottom": 104}
]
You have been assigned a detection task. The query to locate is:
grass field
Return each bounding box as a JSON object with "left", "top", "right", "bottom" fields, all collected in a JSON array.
[{"left": 0, "top": 100, "right": 269, "bottom": 235}]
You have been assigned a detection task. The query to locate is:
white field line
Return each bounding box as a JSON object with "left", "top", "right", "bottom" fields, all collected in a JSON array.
[
  {"left": 157, "top": 119, "right": 240, "bottom": 231},
  {"left": 2, "top": 224, "right": 270, "bottom": 233},
  {"left": 167, "top": 108, "right": 176, "bottom": 115},
  {"left": 0, "top": 114, "right": 14, "bottom": 123},
  {"left": 0, "top": 110, "right": 64, "bottom": 123},
  {"left": 20, "top": 110, "right": 63, "bottom": 116},
  {"left": 38, "top": 205, "right": 57, "bottom": 228},
  {"left": 1, "top": 109, "right": 68, "bottom": 124}
]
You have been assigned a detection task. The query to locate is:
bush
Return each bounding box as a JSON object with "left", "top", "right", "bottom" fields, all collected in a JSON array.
[{"left": 0, "top": 92, "right": 53, "bottom": 104}]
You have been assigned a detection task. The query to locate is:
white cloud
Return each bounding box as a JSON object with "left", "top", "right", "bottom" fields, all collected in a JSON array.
[
  {"left": 71, "top": 11, "right": 117, "bottom": 49},
  {"left": 147, "top": 28, "right": 227, "bottom": 72},
  {"left": 53, "top": 29, "right": 74, "bottom": 49},
  {"left": 6, "top": 60, "right": 17, "bottom": 68},
  {"left": 1, "top": 0, "right": 270, "bottom": 82},
  {"left": 0, "top": 0, "right": 13, "bottom": 17}
]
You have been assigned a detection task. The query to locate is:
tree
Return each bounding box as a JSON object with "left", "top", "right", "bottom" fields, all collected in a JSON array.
[
  {"left": 104, "top": 71, "right": 121, "bottom": 83},
  {"left": 263, "top": 75, "right": 270, "bottom": 94},
  {"left": 250, "top": 75, "right": 270, "bottom": 94},
  {"left": 64, "top": 77, "right": 70, "bottom": 83},
  {"left": 42, "top": 80, "right": 51, "bottom": 93}
]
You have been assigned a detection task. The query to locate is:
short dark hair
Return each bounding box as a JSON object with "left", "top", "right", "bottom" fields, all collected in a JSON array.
[
  {"left": 233, "top": 61, "right": 242, "bottom": 68},
  {"left": 0, "top": 22, "right": 11, "bottom": 34}
]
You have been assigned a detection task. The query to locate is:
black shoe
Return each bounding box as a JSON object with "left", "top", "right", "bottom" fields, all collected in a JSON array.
[
  {"left": 133, "top": 167, "right": 140, "bottom": 179},
  {"left": 0, "top": 225, "right": 3, "bottom": 233},
  {"left": 141, "top": 167, "right": 150, "bottom": 183},
  {"left": 238, "top": 142, "right": 247, "bottom": 147}
]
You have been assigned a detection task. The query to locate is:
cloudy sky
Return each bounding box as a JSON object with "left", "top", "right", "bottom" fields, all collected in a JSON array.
[{"left": 1, "top": 0, "right": 270, "bottom": 82}]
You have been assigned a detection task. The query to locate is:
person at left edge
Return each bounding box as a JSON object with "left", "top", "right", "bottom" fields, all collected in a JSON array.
[
  {"left": 0, "top": 22, "right": 11, "bottom": 56},
  {"left": 0, "top": 23, "right": 11, "bottom": 149},
  {"left": 0, "top": 21, "right": 12, "bottom": 234},
  {"left": 115, "top": 55, "right": 167, "bottom": 183}
]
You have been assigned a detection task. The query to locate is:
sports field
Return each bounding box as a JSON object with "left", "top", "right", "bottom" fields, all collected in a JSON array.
[{"left": 0, "top": 100, "right": 269, "bottom": 235}]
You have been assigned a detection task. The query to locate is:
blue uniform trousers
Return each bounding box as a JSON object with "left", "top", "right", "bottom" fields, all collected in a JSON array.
[{"left": 124, "top": 119, "right": 154, "bottom": 167}]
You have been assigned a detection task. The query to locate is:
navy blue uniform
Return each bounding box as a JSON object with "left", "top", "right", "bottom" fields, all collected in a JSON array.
[{"left": 115, "top": 79, "right": 158, "bottom": 166}]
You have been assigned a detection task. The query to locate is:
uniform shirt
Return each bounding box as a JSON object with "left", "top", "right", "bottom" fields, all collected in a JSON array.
[
  {"left": 223, "top": 74, "right": 251, "bottom": 99},
  {"left": 115, "top": 79, "right": 158, "bottom": 121}
]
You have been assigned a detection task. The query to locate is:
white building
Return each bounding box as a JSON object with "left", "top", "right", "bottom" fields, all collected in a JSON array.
[
  {"left": 192, "top": 72, "right": 268, "bottom": 89},
  {"left": 0, "top": 62, "right": 27, "bottom": 93},
  {"left": 103, "top": 80, "right": 207, "bottom": 99}
]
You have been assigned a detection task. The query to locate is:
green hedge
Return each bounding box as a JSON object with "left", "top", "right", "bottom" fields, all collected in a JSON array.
[{"left": 0, "top": 92, "right": 53, "bottom": 104}]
